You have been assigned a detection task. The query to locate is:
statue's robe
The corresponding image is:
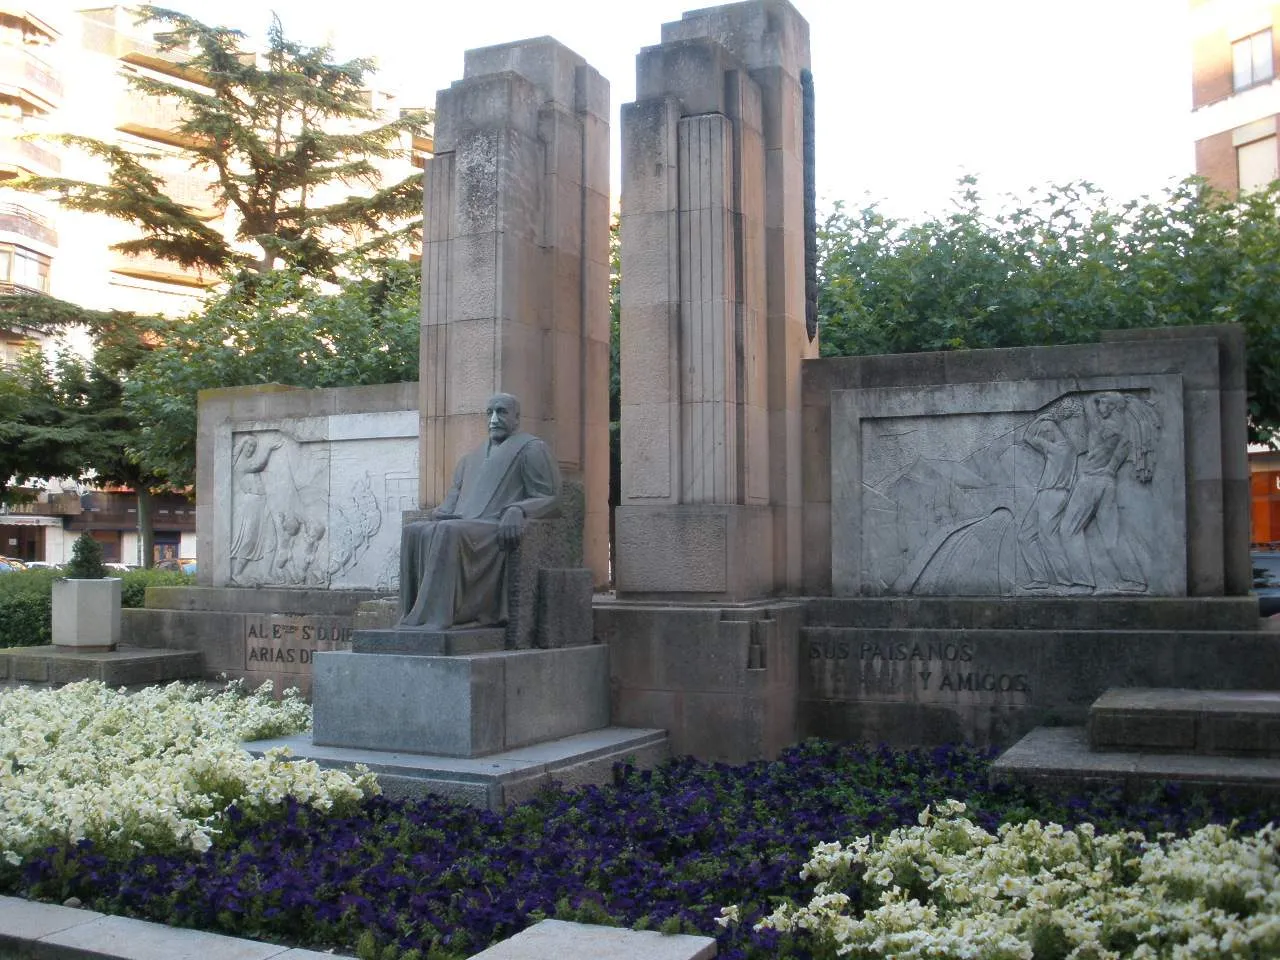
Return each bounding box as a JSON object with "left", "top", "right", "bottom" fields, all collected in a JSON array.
[{"left": 399, "top": 433, "right": 560, "bottom": 629}]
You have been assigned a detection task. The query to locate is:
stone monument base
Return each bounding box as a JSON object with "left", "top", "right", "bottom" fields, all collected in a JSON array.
[
  {"left": 312, "top": 645, "right": 610, "bottom": 757},
  {"left": 247, "top": 726, "right": 669, "bottom": 810},
  {"left": 349, "top": 627, "right": 506, "bottom": 656}
]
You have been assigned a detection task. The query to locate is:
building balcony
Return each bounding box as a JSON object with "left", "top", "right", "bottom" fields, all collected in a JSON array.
[
  {"left": 0, "top": 136, "right": 60, "bottom": 179},
  {"left": 110, "top": 249, "right": 216, "bottom": 288},
  {"left": 116, "top": 95, "right": 203, "bottom": 149},
  {"left": 160, "top": 169, "right": 219, "bottom": 219},
  {"left": 0, "top": 202, "right": 55, "bottom": 247},
  {"left": 0, "top": 44, "right": 63, "bottom": 112},
  {"left": 0, "top": 7, "right": 60, "bottom": 43}
]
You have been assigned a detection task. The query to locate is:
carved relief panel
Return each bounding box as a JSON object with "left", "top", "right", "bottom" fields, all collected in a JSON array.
[
  {"left": 832, "top": 377, "right": 1187, "bottom": 597},
  {"left": 221, "top": 411, "right": 418, "bottom": 591}
]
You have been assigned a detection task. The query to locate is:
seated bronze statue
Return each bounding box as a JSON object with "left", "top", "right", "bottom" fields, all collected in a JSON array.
[{"left": 399, "top": 393, "right": 561, "bottom": 629}]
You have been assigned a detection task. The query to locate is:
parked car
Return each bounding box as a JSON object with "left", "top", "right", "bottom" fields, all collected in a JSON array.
[
  {"left": 0, "top": 557, "right": 25, "bottom": 573},
  {"left": 1252, "top": 551, "right": 1280, "bottom": 616},
  {"left": 22, "top": 561, "right": 61, "bottom": 570}
]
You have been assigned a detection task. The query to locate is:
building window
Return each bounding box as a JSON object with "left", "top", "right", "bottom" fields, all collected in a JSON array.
[
  {"left": 0, "top": 243, "right": 50, "bottom": 293},
  {"left": 1233, "top": 29, "right": 1274, "bottom": 91},
  {"left": 1238, "top": 135, "right": 1278, "bottom": 192}
]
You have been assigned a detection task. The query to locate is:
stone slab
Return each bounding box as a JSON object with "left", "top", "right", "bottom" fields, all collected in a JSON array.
[
  {"left": 0, "top": 646, "right": 202, "bottom": 686},
  {"left": 469, "top": 919, "right": 715, "bottom": 960},
  {"left": 1089, "top": 687, "right": 1280, "bottom": 757},
  {"left": 0, "top": 897, "right": 104, "bottom": 942},
  {"left": 143, "top": 586, "right": 384, "bottom": 615},
  {"left": 992, "top": 725, "right": 1280, "bottom": 799},
  {"left": 38, "top": 914, "right": 289, "bottom": 959},
  {"left": 246, "top": 727, "right": 669, "bottom": 811},
  {"left": 350, "top": 627, "right": 505, "bottom": 656},
  {"left": 804, "top": 597, "right": 1262, "bottom": 632},
  {"left": 311, "top": 645, "right": 610, "bottom": 757},
  {"left": 0, "top": 895, "right": 359, "bottom": 959}
]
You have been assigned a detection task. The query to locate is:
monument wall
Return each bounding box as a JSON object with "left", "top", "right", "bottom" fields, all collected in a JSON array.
[
  {"left": 197, "top": 382, "right": 419, "bottom": 592},
  {"left": 802, "top": 326, "right": 1250, "bottom": 599},
  {"left": 125, "top": 381, "right": 418, "bottom": 697},
  {"left": 796, "top": 325, "right": 1260, "bottom": 746}
]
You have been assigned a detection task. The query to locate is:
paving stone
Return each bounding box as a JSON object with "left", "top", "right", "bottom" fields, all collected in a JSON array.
[
  {"left": 0, "top": 896, "right": 103, "bottom": 941},
  {"left": 470, "top": 919, "right": 716, "bottom": 960},
  {"left": 40, "top": 915, "right": 288, "bottom": 960}
]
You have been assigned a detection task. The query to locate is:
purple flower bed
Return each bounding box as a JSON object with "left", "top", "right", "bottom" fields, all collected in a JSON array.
[{"left": 10, "top": 740, "right": 1280, "bottom": 960}]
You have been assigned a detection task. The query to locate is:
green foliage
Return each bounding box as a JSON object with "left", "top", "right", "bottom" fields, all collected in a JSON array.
[
  {"left": 818, "top": 175, "right": 1280, "bottom": 440},
  {"left": 119, "top": 568, "right": 194, "bottom": 608},
  {"left": 65, "top": 533, "right": 106, "bottom": 580},
  {"left": 123, "top": 259, "right": 420, "bottom": 489},
  {"left": 16, "top": 7, "right": 428, "bottom": 277},
  {"left": 0, "top": 568, "right": 58, "bottom": 647}
]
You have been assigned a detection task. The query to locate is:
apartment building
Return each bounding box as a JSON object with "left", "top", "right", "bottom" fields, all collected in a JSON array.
[
  {"left": 1191, "top": 0, "right": 1280, "bottom": 192},
  {"left": 0, "top": 5, "right": 429, "bottom": 565}
]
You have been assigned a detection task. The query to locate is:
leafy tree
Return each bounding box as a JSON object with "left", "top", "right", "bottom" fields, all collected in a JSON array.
[
  {"left": 818, "top": 176, "right": 1280, "bottom": 439},
  {"left": 0, "top": 351, "right": 90, "bottom": 505},
  {"left": 124, "top": 259, "right": 421, "bottom": 489},
  {"left": 1, "top": 302, "right": 169, "bottom": 558},
  {"left": 0, "top": 7, "right": 428, "bottom": 528},
  {"left": 17, "top": 6, "right": 427, "bottom": 277}
]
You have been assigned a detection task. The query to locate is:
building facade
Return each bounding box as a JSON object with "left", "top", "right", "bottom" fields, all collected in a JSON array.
[
  {"left": 1192, "top": 0, "right": 1280, "bottom": 192},
  {"left": 0, "top": 5, "right": 429, "bottom": 565}
]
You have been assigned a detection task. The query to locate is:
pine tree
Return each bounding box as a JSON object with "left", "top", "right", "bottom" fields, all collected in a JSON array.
[{"left": 16, "top": 5, "right": 428, "bottom": 278}]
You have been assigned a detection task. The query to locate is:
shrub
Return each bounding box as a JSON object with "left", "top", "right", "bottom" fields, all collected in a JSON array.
[
  {"left": 0, "top": 568, "right": 58, "bottom": 647},
  {"left": 119, "top": 567, "right": 194, "bottom": 608},
  {"left": 65, "top": 533, "right": 106, "bottom": 579}
]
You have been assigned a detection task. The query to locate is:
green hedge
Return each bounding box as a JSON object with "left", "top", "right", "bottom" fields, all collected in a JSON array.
[
  {"left": 0, "top": 569, "right": 58, "bottom": 648},
  {"left": 118, "top": 568, "right": 194, "bottom": 608},
  {"left": 0, "top": 568, "right": 195, "bottom": 648}
]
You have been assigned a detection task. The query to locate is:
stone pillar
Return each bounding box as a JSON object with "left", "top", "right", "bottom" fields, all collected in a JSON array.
[
  {"left": 616, "top": 0, "right": 814, "bottom": 600},
  {"left": 419, "top": 39, "right": 611, "bottom": 586}
]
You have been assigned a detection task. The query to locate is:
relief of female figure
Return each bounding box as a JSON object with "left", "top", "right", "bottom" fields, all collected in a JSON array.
[
  {"left": 1059, "top": 391, "right": 1160, "bottom": 594},
  {"left": 230, "top": 434, "right": 283, "bottom": 583}
]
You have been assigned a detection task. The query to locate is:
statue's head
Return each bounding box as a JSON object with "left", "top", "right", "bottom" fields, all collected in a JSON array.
[
  {"left": 1095, "top": 392, "right": 1123, "bottom": 418},
  {"left": 486, "top": 393, "right": 521, "bottom": 444}
]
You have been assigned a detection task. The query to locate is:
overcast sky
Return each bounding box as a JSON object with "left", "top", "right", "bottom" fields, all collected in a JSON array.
[{"left": 50, "top": 0, "right": 1196, "bottom": 218}]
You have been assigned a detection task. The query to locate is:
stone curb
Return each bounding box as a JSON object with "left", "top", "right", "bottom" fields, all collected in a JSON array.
[
  {"left": 0, "top": 896, "right": 355, "bottom": 960},
  {"left": 0, "top": 900, "right": 717, "bottom": 960}
]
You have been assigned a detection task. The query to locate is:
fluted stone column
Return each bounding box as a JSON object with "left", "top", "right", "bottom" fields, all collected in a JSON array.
[
  {"left": 616, "top": 0, "right": 814, "bottom": 600},
  {"left": 419, "top": 38, "right": 611, "bottom": 586}
]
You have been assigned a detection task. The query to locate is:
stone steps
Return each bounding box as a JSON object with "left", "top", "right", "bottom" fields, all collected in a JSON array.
[
  {"left": 0, "top": 645, "right": 203, "bottom": 687},
  {"left": 1089, "top": 687, "right": 1280, "bottom": 757},
  {"left": 992, "top": 725, "right": 1280, "bottom": 800}
]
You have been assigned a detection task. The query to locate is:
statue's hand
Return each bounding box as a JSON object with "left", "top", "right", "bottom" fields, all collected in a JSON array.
[
  {"left": 497, "top": 505, "right": 525, "bottom": 550},
  {"left": 429, "top": 509, "right": 460, "bottom": 521}
]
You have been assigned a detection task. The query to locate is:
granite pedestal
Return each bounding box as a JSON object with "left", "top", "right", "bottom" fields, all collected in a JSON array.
[{"left": 311, "top": 645, "right": 610, "bottom": 757}]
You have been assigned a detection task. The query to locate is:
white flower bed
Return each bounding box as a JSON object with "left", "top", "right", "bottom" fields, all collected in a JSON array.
[
  {"left": 726, "top": 800, "right": 1280, "bottom": 959},
  {"left": 0, "top": 680, "right": 377, "bottom": 864}
]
